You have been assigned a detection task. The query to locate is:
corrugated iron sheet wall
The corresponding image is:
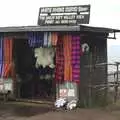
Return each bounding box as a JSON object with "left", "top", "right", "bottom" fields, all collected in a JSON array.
[{"left": 80, "top": 33, "right": 108, "bottom": 107}]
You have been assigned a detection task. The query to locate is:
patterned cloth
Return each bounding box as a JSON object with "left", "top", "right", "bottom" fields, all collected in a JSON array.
[
  {"left": 71, "top": 36, "right": 81, "bottom": 83},
  {"left": 28, "top": 32, "right": 44, "bottom": 47},
  {"left": 63, "top": 34, "right": 72, "bottom": 81},
  {"left": 55, "top": 35, "right": 64, "bottom": 83},
  {"left": 28, "top": 32, "right": 58, "bottom": 47}
]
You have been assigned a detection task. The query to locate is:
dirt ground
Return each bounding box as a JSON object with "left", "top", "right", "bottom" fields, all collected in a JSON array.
[{"left": 0, "top": 101, "right": 120, "bottom": 120}]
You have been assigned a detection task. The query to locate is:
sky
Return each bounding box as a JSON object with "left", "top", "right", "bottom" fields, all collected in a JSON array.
[{"left": 0, "top": 0, "right": 120, "bottom": 62}]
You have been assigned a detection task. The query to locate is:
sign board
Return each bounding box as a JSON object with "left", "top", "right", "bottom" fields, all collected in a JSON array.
[
  {"left": 68, "top": 89, "right": 75, "bottom": 97},
  {"left": 38, "top": 5, "right": 90, "bottom": 25},
  {"left": 0, "top": 78, "right": 13, "bottom": 93},
  {"left": 59, "top": 89, "right": 68, "bottom": 97},
  {"left": 59, "top": 89, "right": 75, "bottom": 97}
]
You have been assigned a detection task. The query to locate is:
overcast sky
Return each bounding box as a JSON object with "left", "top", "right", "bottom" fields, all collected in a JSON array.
[{"left": 0, "top": 0, "right": 120, "bottom": 58}]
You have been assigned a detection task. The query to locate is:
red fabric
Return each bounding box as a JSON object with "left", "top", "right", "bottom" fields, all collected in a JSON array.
[{"left": 55, "top": 35, "right": 64, "bottom": 83}]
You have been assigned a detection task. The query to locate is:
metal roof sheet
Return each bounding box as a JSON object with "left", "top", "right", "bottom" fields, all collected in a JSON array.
[
  {"left": 0, "top": 25, "right": 119, "bottom": 33},
  {"left": 0, "top": 25, "right": 80, "bottom": 32}
]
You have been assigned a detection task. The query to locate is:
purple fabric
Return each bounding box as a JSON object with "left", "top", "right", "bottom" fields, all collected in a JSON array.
[
  {"left": 71, "top": 36, "right": 81, "bottom": 83},
  {"left": 28, "top": 32, "right": 44, "bottom": 47},
  {"left": 55, "top": 35, "right": 64, "bottom": 83}
]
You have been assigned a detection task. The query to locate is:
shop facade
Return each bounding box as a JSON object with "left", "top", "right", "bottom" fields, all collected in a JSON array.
[{"left": 0, "top": 5, "right": 120, "bottom": 106}]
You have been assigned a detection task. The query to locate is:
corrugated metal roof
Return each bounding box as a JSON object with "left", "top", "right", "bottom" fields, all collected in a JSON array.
[
  {"left": 0, "top": 25, "right": 119, "bottom": 33},
  {"left": 80, "top": 25, "right": 120, "bottom": 33},
  {"left": 0, "top": 25, "right": 80, "bottom": 32}
]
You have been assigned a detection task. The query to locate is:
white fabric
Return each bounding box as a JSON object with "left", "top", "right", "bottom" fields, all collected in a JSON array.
[
  {"left": 82, "top": 43, "right": 89, "bottom": 53},
  {"left": 55, "top": 98, "right": 67, "bottom": 108},
  {"left": 34, "top": 47, "right": 55, "bottom": 68},
  {"left": 66, "top": 100, "right": 77, "bottom": 110}
]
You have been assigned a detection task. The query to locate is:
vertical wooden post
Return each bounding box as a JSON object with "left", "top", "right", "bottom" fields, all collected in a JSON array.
[{"left": 114, "top": 62, "right": 119, "bottom": 102}]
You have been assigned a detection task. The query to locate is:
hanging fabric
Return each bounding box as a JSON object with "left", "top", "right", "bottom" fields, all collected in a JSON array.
[
  {"left": 63, "top": 34, "right": 72, "bottom": 81},
  {"left": 55, "top": 35, "right": 64, "bottom": 83},
  {"left": 28, "top": 32, "right": 44, "bottom": 47},
  {"left": 71, "top": 36, "right": 81, "bottom": 83},
  {"left": 2, "top": 38, "right": 8, "bottom": 77},
  {"left": 48, "top": 32, "right": 52, "bottom": 47},
  {"left": 44, "top": 32, "right": 48, "bottom": 46},
  {"left": 2, "top": 37, "right": 13, "bottom": 78},
  {"left": 0, "top": 35, "right": 3, "bottom": 77},
  {"left": 51, "top": 32, "right": 58, "bottom": 46}
]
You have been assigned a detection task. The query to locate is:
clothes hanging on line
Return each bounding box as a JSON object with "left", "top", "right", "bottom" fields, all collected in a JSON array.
[
  {"left": 0, "top": 35, "right": 3, "bottom": 76},
  {"left": 55, "top": 35, "right": 64, "bottom": 83},
  {"left": 63, "top": 34, "right": 72, "bottom": 81},
  {"left": 71, "top": 36, "right": 81, "bottom": 83},
  {"left": 55, "top": 34, "right": 82, "bottom": 84},
  {"left": 51, "top": 32, "right": 58, "bottom": 46},
  {"left": 28, "top": 32, "right": 58, "bottom": 47},
  {"left": 28, "top": 32, "right": 44, "bottom": 47},
  {"left": 2, "top": 37, "right": 13, "bottom": 78}
]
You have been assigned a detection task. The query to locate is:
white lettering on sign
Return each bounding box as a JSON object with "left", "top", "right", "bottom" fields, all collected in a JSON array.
[
  {"left": 65, "top": 7, "right": 77, "bottom": 12},
  {"left": 55, "top": 20, "right": 60, "bottom": 24},
  {"left": 46, "top": 16, "right": 55, "bottom": 20},
  {"left": 61, "top": 20, "right": 68, "bottom": 24},
  {"left": 41, "top": 8, "right": 52, "bottom": 13},
  {"left": 78, "top": 7, "right": 88, "bottom": 12},
  {"left": 69, "top": 20, "right": 76, "bottom": 24},
  {"left": 55, "top": 16, "right": 63, "bottom": 19},
  {"left": 39, "top": 5, "right": 90, "bottom": 25},
  {"left": 52, "top": 7, "right": 64, "bottom": 13},
  {"left": 64, "top": 15, "right": 76, "bottom": 19},
  {"left": 45, "top": 20, "right": 54, "bottom": 24},
  {"left": 76, "top": 15, "right": 84, "bottom": 19}
]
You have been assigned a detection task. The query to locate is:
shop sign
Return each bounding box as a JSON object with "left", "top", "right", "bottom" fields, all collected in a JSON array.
[
  {"left": 59, "top": 89, "right": 75, "bottom": 97},
  {"left": 59, "top": 89, "right": 68, "bottom": 97},
  {"left": 68, "top": 89, "right": 75, "bottom": 97},
  {"left": 0, "top": 78, "right": 13, "bottom": 92},
  {"left": 38, "top": 5, "right": 90, "bottom": 25}
]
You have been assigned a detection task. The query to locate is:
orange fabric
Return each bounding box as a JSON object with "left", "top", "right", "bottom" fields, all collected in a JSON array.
[
  {"left": 2, "top": 37, "right": 13, "bottom": 78},
  {"left": 63, "top": 34, "right": 72, "bottom": 81},
  {"left": 4, "top": 64, "right": 11, "bottom": 77},
  {"left": 51, "top": 32, "right": 58, "bottom": 46}
]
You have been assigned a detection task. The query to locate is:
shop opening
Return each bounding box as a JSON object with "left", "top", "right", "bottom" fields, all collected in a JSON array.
[{"left": 13, "top": 33, "right": 56, "bottom": 100}]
